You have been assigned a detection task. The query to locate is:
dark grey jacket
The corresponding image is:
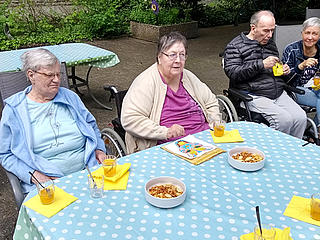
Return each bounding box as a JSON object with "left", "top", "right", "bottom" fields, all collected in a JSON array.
[{"left": 223, "top": 32, "right": 285, "bottom": 99}]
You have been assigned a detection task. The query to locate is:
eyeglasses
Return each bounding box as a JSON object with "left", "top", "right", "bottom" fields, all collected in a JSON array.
[
  {"left": 162, "top": 52, "right": 187, "bottom": 61},
  {"left": 34, "top": 70, "right": 61, "bottom": 80}
]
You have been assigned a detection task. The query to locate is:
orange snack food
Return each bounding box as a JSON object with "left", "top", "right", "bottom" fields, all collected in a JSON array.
[{"left": 149, "top": 184, "right": 183, "bottom": 199}]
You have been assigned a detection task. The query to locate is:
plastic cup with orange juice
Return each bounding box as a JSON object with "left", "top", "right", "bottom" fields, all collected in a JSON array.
[
  {"left": 213, "top": 120, "right": 226, "bottom": 137},
  {"left": 311, "top": 193, "right": 320, "bottom": 221},
  {"left": 36, "top": 180, "right": 55, "bottom": 205},
  {"left": 103, "top": 155, "right": 117, "bottom": 177},
  {"left": 314, "top": 72, "right": 320, "bottom": 86}
]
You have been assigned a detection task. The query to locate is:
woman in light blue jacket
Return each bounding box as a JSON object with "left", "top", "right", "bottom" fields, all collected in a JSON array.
[{"left": 0, "top": 48, "right": 106, "bottom": 193}]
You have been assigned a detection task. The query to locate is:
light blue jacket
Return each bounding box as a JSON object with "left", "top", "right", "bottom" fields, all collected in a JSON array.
[{"left": 0, "top": 86, "right": 106, "bottom": 193}]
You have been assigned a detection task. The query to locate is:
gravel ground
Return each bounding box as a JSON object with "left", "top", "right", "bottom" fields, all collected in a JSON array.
[{"left": 0, "top": 23, "right": 248, "bottom": 240}]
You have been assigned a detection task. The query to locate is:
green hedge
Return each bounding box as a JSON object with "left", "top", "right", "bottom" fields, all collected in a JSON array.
[{"left": 0, "top": 0, "right": 308, "bottom": 51}]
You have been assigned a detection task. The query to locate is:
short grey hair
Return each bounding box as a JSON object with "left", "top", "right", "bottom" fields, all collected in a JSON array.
[
  {"left": 157, "top": 32, "right": 187, "bottom": 62},
  {"left": 20, "top": 48, "right": 60, "bottom": 72},
  {"left": 303, "top": 17, "right": 320, "bottom": 32},
  {"left": 250, "top": 10, "right": 274, "bottom": 25}
]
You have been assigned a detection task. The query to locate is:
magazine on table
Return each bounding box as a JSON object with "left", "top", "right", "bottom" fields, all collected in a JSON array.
[{"left": 161, "top": 135, "right": 219, "bottom": 160}]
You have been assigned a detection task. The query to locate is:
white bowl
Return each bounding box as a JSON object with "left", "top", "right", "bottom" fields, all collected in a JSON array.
[
  {"left": 228, "top": 146, "right": 265, "bottom": 171},
  {"left": 145, "top": 176, "right": 187, "bottom": 208}
]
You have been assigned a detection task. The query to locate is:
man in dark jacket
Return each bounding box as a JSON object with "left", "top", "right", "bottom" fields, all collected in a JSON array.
[{"left": 223, "top": 10, "right": 307, "bottom": 138}]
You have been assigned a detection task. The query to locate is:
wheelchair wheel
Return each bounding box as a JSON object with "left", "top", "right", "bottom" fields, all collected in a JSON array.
[
  {"left": 101, "top": 128, "right": 127, "bottom": 157},
  {"left": 303, "top": 118, "right": 320, "bottom": 145},
  {"left": 217, "top": 95, "right": 238, "bottom": 122}
]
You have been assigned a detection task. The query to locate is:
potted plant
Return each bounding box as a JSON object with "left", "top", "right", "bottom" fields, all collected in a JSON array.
[{"left": 129, "top": 0, "right": 199, "bottom": 42}]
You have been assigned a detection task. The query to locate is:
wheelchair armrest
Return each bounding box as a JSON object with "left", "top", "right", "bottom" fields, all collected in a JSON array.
[
  {"left": 284, "top": 85, "right": 305, "bottom": 95},
  {"left": 228, "top": 88, "right": 253, "bottom": 102}
]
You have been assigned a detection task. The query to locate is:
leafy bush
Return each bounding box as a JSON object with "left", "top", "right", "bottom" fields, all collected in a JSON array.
[
  {"left": 128, "top": 0, "right": 194, "bottom": 25},
  {"left": 0, "top": 0, "right": 307, "bottom": 51}
]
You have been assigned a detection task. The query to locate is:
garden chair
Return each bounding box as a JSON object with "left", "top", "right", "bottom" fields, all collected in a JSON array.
[
  {"left": 274, "top": 24, "right": 319, "bottom": 144},
  {"left": 306, "top": 7, "right": 320, "bottom": 19},
  {"left": 273, "top": 24, "right": 302, "bottom": 57}
]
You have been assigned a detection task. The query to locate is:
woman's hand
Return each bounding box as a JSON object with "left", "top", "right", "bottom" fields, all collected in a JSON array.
[
  {"left": 31, "top": 170, "right": 58, "bottom": 184},
  {"left": 298, "top": 58, "right": 318, "bottom": 70},
  {"left": 167, "top": 124, "right": 185, "bottom": 139},
  {"left": 95, "top": 149, "right": 107, "bottom": 164}
]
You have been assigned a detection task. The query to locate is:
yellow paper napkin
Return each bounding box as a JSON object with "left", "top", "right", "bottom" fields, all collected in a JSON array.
[
  {"left": 23, "top": 186, "right": 78, "bottom": 218},
  {"left": 92, "top": 163, "right": 131, "bottom": 182},
  {"left": 211, "top": 129, "right": 244, "bottom": 143},
  {"left": 283, "top": 195, "right": 320, "bottom": 226},
  {"left": 91, "top": 163, "right": 131, "bottom": 190},
  {"left": 103, "top": 171, "right": 130, "bottom": 190},
  {"left": 240, "top": 227, "right": 292, "bottom": 240}
]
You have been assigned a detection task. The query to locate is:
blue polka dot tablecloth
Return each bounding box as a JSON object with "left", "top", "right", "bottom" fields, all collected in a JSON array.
[
  {"left": 13, "top": 122, "right": 320, "bottom": 240},
  {"left": 0, "top": 43, "right": 120, "bottom": 72}
]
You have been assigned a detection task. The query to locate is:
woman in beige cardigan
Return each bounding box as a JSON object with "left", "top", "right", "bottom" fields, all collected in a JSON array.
[{"left": 121, "top": 32, "right": 221, "bottom": 154}]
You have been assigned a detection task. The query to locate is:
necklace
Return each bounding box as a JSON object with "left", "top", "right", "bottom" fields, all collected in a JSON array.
[{"left": 46, "top": 102, "right": 64, "bottom": 148}]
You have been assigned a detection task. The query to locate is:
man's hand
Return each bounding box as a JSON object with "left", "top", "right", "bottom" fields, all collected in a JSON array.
[
  {"left": 263, "top": 56, "right": 279, "bottom": 69},
  {"left": 167, "top": 124, "right": 185, "bottom": 139},
  {"left": 31, "top": 170, "right": 57, "bottom": 184},
  {"left": 282, "top": 64, "right": 290, "bottom": 75},
  {"left": 95, "top": 149, "right": 107, "bottom": 164},
  {"left": 298, "top": 58, "right": 318, "bottom": 70}
]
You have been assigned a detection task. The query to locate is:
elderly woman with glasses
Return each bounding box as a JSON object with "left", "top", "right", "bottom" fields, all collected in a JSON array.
[
  {"left": 282, "top": 17, "right": 320, "bottom": 133},
  {"left": 0, "top": 48, "right": 106, "bottom": 193},
  {"left": 121, "top": 32, "right": 221, "bottom": 154}
]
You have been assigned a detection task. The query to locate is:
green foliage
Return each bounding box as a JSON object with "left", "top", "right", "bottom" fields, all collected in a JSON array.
[
  {"left": 0, "top": 0, "right": 307, "bottom": 50},
  {"left": 129, "top": 0, "right": 193, "bottom": 25}
]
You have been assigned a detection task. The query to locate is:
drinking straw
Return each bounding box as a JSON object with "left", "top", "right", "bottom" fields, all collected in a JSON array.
[
  {"left": 85, "top": 165, "right": 97, "bottom": 189},
  {"left": 28, "top": 171, "right": 45, "bottom": 188},
  {"left": 255, "top": 206, "right": 263, "bottom": 237}
]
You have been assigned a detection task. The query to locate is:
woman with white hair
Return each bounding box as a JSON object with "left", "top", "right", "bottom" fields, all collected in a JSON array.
[
  {"left": 282, "top": 17, "right": 320, "bottom": 133},
  {"left": 0, "top": 48, "right": 106, "bottom": 193}
]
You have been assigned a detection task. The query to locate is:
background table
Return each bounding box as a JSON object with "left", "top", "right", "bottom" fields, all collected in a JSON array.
[
  {"left": 0, "top": 43, "right": 120, "bottom": 110},
  {"left": 14, "top": 122, "right": 320, "bottom": 239}
]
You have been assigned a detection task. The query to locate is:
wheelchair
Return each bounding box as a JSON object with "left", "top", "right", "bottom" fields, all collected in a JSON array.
[
  {"left": 103, "top": 84, "right": 239, "bottom": 150},
  {"left": 101, "top": 85, "right": 127, "bottom": 158},
  {"left": 222, "top": 86, "right": 320, "bottom": 145}
]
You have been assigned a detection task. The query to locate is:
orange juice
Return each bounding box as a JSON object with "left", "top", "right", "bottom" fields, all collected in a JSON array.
[
  {"left": 311, "top": 194, "right": 320, "bottom": 221},
  {"left": 254, "top": 227, "right": 276, "bottom": 240},
  {"left": 103, "top": 158, "right": 117, "bottom": 177},
  {"left": 39, "top": 187, "right": 54, "bottom": 205},
  {"left": 314, "top": 77, "right": 320, "bottom": 86},
  {"left": 214, "top": 125, "right": 225, "bottom": 137}
]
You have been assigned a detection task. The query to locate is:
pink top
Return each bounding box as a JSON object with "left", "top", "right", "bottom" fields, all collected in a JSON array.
[{"left": 158, "top": 73, "right": 209, "bottom": 144}]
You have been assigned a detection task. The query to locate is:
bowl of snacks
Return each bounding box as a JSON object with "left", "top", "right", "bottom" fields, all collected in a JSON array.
[
  {"left": 145, "top": 176, "right": 186, "bottom": 208},
  {"left": 228, "top": 146, "right": 265, "bottom": 171}
]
